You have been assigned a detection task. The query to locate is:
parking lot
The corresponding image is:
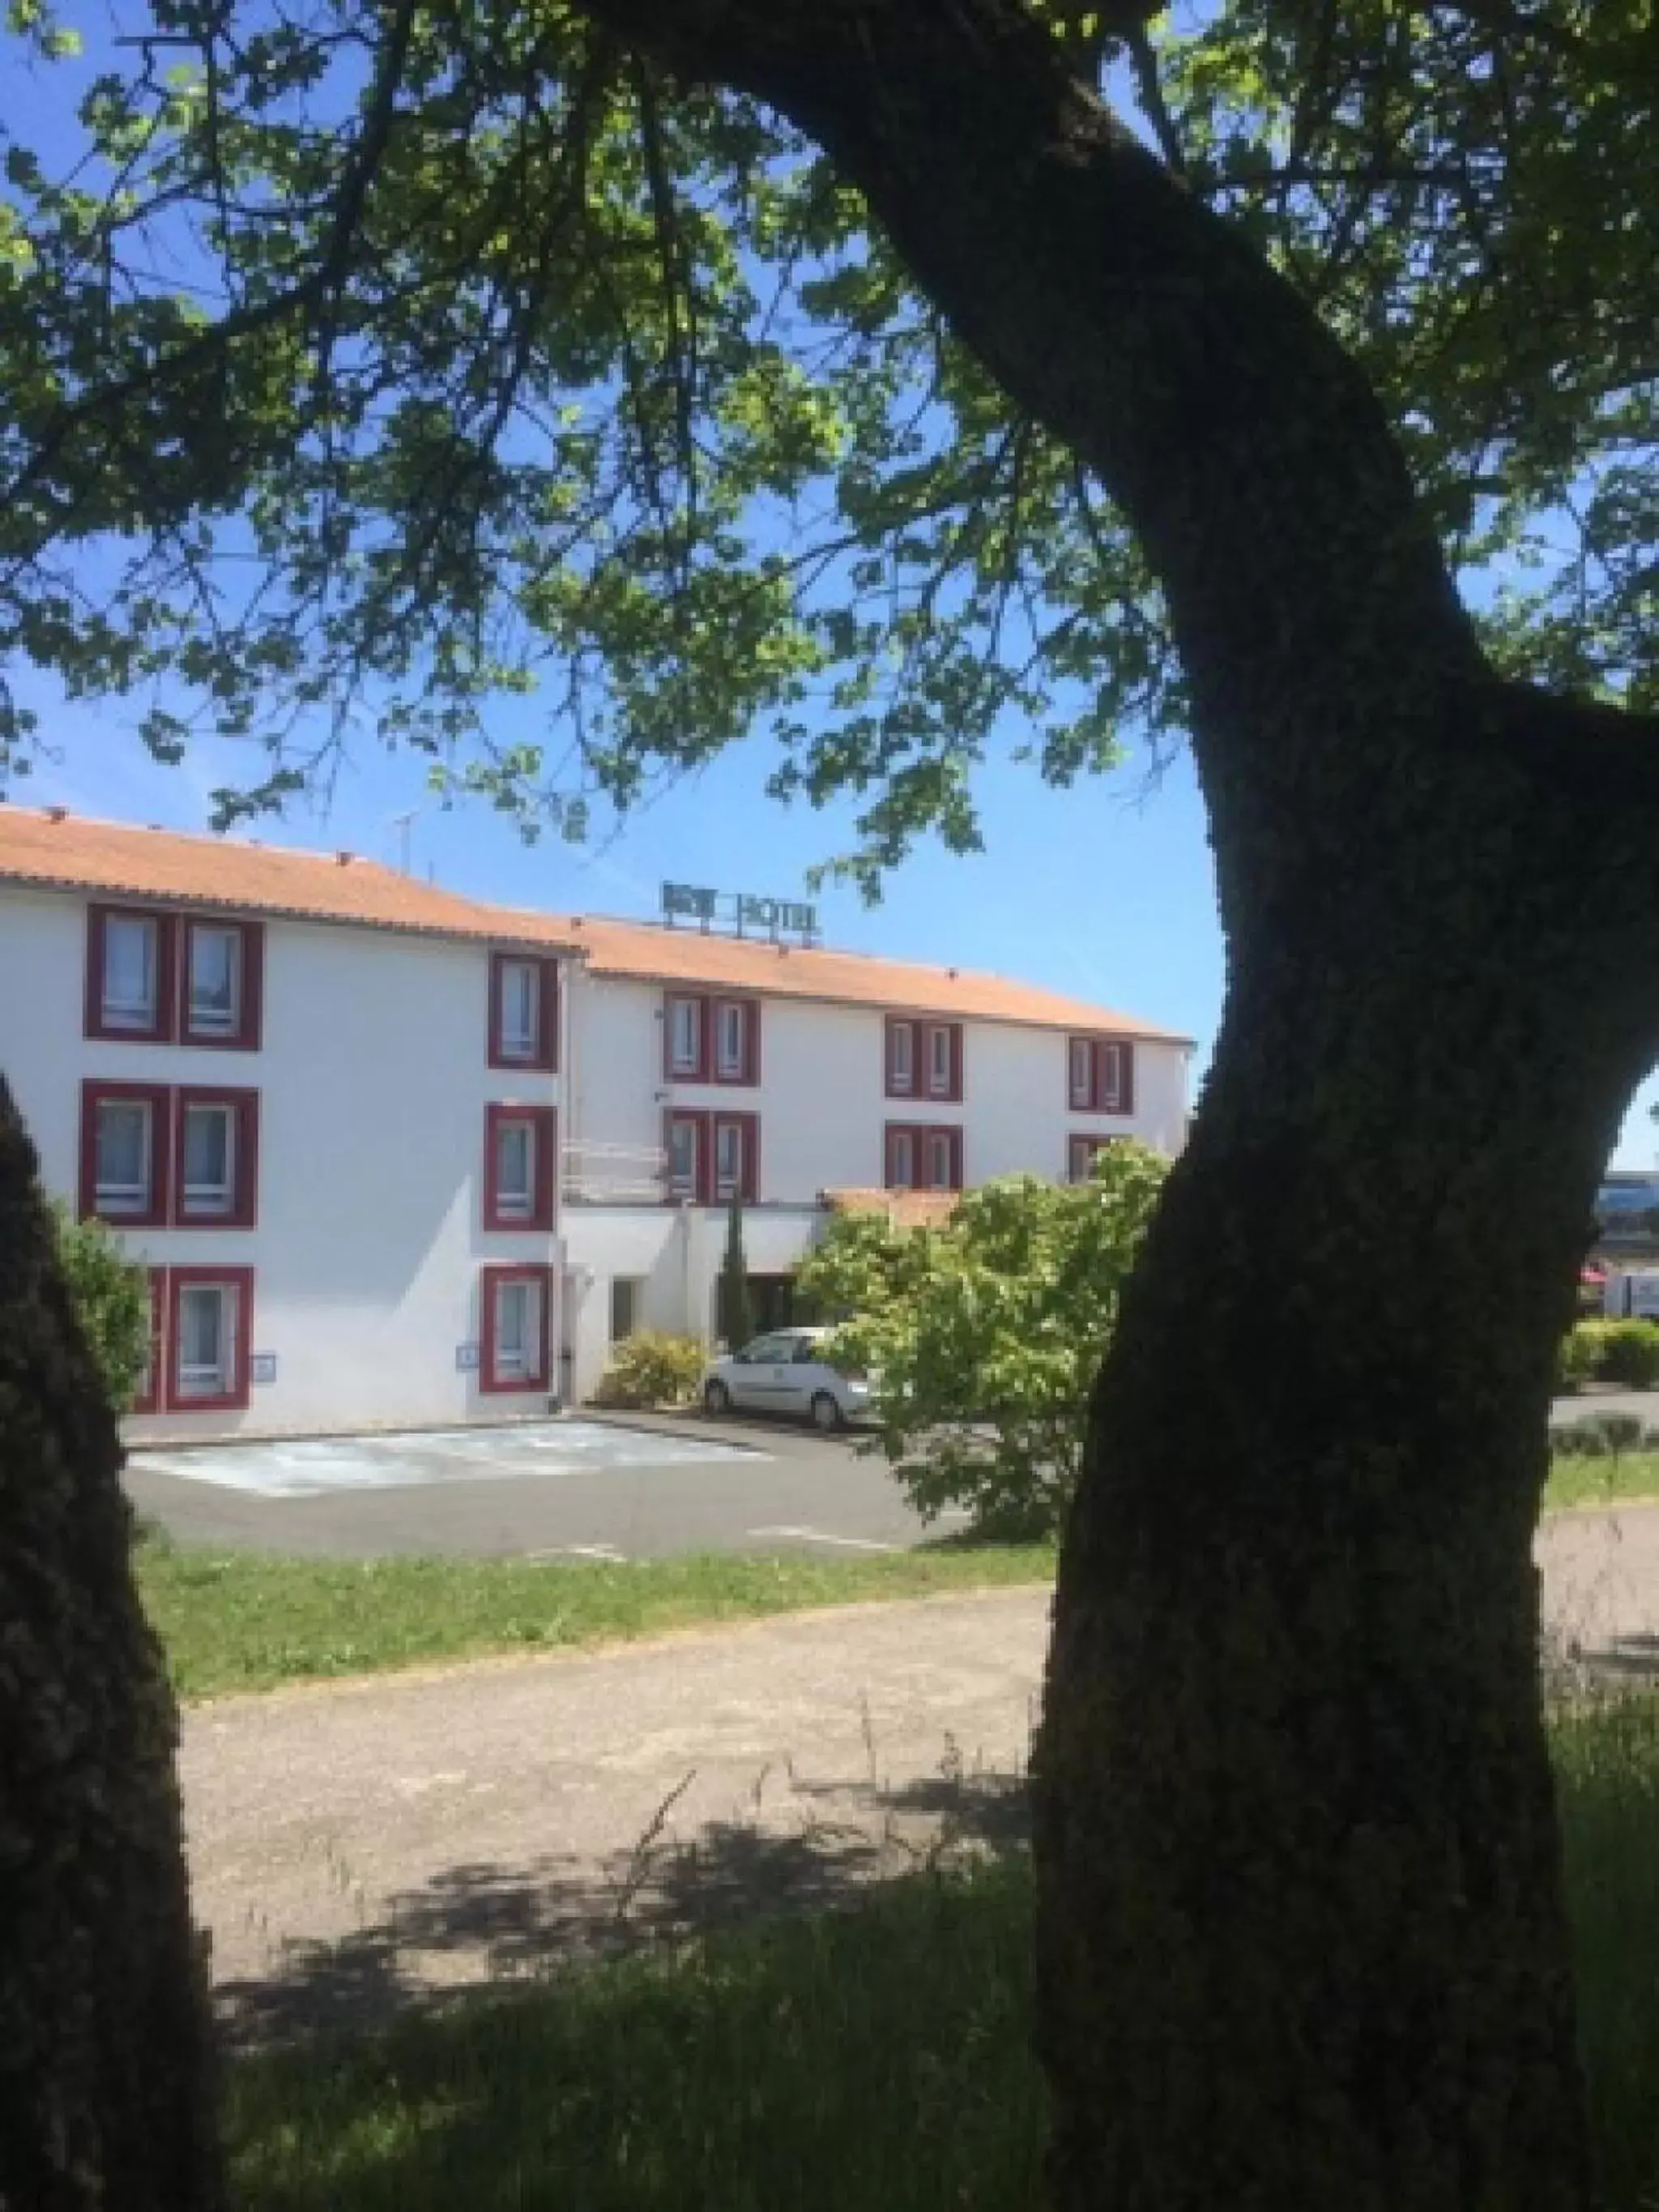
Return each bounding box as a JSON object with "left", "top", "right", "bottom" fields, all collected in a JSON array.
[{"left": 126, "top": 1411, "right": 951, "bottom": 1561}]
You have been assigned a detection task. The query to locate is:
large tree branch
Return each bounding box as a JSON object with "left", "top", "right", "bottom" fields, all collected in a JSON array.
[{"left": 578, "top": 0, "right": 1488, "bottom": 799}]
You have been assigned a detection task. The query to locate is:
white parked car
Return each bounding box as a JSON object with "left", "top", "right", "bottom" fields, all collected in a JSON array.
[{"left": 701, "top": 1326, "right": 871, "bottom": 1431}]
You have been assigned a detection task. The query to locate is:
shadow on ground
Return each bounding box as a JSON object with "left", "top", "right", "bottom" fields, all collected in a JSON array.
[{"left": 215, "top": 1761, "right": 1030, "bottom": 2050}]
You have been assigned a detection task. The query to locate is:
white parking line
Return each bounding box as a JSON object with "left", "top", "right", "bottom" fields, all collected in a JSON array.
[{"left": 747, "top": 1525, "right": 900, "bottom": 1552}]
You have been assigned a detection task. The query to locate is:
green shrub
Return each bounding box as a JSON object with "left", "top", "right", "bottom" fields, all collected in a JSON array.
[
  {"left": 47, "top": 1199, "right": 150, "bottom": 1412},
  {"left": 1594, "top": 1321, "right": 1659, "bottom": 1389},
  {"left": 798, "top": 1149, "right": 1168, "bottom": 1541},
  {"left": 1558, "top": 1324, "right": 1603, "bottom": 1394},
  {"left": 590, "top": 1331, "right": 706, "bottom": 1409}
]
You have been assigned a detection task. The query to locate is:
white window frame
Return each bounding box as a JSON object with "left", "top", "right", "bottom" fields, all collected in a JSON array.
[
  {"left": 95, "top": 1097, "right": 155, "bottom": 1216},
  {"left": 498, "top": 959, "right": 541, "bottom": 1062},
  {"left": 494, "top": 1116, "right": 535, "bottom": 1219},
  {"left": 927, "top": 1132, "right": 955, "bottom": 1192},
  {"left": 668, "top": 1116, "right": 700, "bottom": 1199},
  {"left": 180, "top": 1100, "right": 237, "bottom": 1218},
  {"left": 493, "top": 1275, "right": 542, "bottom": 1383},
  {"left": 716, "top": 999, "right": 746, "bottom": 1080},
  {"left": 889, "top": 1020, "right": 915, "bottom": 1095},
  {"left": 176, "top": 1282, "right": 238, "bottom": 1401},
  {"left": 1069, "top": 1036, "right": 1096, "bottom": 1111},
  {"left": 103, "top": 914, "right": 160, "bottom": 1032},
  {"left": 714, "top": 1118, "right": 743, "bottom": 1200},
  {"left": 187, "top": 924, "right": 242, "bottom": 1038},
  {"left": 889, "top": 1129, "right": 915, "bottom": 1190},
  {"left": 928, "top": 1024, "right": 953, "bottom": 1100},
  {"left": 1098, "top": 1042, "right": 1124, "bottom": 1112},
  {"left": 667, "top": 995, "right": 702, "bottom": 1077}
]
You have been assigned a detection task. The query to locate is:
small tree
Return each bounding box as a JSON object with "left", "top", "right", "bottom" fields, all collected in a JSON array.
[
  {"left": 719, "top": 1193, "right": 755, "bottom": 1352},
  {"left": 799, "top": 1147, "right": 1167, "bottom": 1539},
  {"left": 48, "top": 1202, "right": 151, "bottom": 1413}
]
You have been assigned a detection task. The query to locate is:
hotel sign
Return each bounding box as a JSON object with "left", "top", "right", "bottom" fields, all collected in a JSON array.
[{"left": 660, "top": 881, "right": 819, "bottom": 942}]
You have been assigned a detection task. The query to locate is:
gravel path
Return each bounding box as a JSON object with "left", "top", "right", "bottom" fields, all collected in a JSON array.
[{"left": 185, "top": 1508, "right": 1659, "bottom": 2046}]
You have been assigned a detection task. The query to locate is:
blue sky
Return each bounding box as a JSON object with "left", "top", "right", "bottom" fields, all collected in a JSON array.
[{"left": 13, "top": 669, "right": 1659, "bottom": 1167}]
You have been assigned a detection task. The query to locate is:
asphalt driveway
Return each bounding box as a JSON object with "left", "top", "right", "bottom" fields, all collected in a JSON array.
[
  {"left": 126, "top": 1411, "right": 944, "bottom": 1561},
  {"left": 126, "top": 1390, "right": 1659, "bottom": 1566}
]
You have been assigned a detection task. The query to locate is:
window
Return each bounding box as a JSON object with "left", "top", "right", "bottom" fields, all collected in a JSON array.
[
  {"left": 489, "top": 953, "right": 558, "bottom": 1071},
  {"left": 1068, "top": 1134, "right": 1118, "bottom": 1183},
  {"left": 484, "top": 1103, "right": 556, "bottom": 1230},
  {"left": 611, "top": 1276, "right": 642, "bottom": 1343},
  {"left": 181, "top": 917, "right": 262, "bottom": 1048},
  {"left": 925, "top": 1023, "right": 963, "bottom": 1102},
  {"left": 665, "top": 993, "right": 707, "bottom": 1079},
  {"left": 480, "top": 1263, "right": 552, "bottom": 1393},
  {"left": 667, "top": 1112, "right": 701, "bottom": 1199},
  {"left": 173, "top": 1087, "right": 259, "bottom": 1227},
  {"left": 886, "top": 1125, "right": 916, "bottom": 1189},
  {"left": 1069, "top": 1036, "right": 1095, "bottom": 1109},
  {"left": 888, "top": 1017, "right": 960, "bottom": 1101},
  {"left": 79, "top": 1082, "right": 170, "bottom": 1226},
  {"left": 181, "top": 1101, "right": 233, "bottom": 1215},
  {"left": 130, "top": 1269, "right": 167, "bottom": 1415},
  {"left": 164, "top": 1266, "right": 253, "bottom": 1411},
  {"left": 886, "top": 1018, "right": 915, "bottom": 1097},
  {"left": 714, "top": 997, "right": 759, "bottom": 1083},
  {"left": 667, "top": 1109, "right": 757, "bottom": 1202},
  {"left": 1067, "top": 1036, "right": 1135, "bottom": 1115},
  {"left": 713, "top": 1113, "right": 759, "bottom": 1202},
  {"left": 663, "top": 993, "right": 759, "bottom": 1084},
  {"left": 885, "top": 1123, "right": 963, "bottom": 1193},
  {"left": 714, "top": 1117, "right": 743, "bottom": 1200},
  {"left": 86, "top": 906, "right": 174, "bottom": 1042}
]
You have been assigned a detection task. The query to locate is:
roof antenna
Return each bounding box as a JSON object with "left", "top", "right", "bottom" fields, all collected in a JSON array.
[{"left": 388, "top": 808, "right": 419, "bottom": 874}]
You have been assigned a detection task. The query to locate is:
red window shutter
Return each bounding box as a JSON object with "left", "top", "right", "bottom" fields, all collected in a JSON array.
[
  {"left": 239, "top": 922, "right": 266, "bottom": 1053},
  {"left": 746, "top": 1114, "right": 759, "bottom": 1201},
  {"left": 949, "top": 1127, "right": 964, "bottom": 1191},
  {"left": 535, "top": 1106, "right": 557, "bottom": 1228},
  {"left": 744, "top": 1002, "right": 761, "bottom": 1087},
  {"left": 131, "top": 1269, "right": 167, "bottom": 1415},
  {"left": 950, "top": 1025, "right": 964, "bottom": 1103},
  {"left": 1120, "top": 1042, "right": 1136, "bottom": 1116},
  {"left": 539, "top": 961, "right": 560, "bottom": 1074}
]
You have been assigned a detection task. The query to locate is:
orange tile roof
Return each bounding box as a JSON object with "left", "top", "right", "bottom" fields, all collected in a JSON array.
[
  {"left": 0, "top": 805, "right": 565, "bottom": 946},
  {"left": 0, "top": 806, "right": 1186, "bottom": 1040},
  {"left": 506, "top": 912, "right": 1188, "bottom": 1041},
  {"left": 823, "top": 1187, "right": 963, "bottom": 1230}
]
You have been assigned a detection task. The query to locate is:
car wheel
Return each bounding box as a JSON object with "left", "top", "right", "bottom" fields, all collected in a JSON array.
[
  {"left": 703, "top": 1379, "right": 732, "bottom": 1417},
  {"left": 809, "top": 1390, "right": 844, "bottom": 1433}
]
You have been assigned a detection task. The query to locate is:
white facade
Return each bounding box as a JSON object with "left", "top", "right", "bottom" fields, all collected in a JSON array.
[
  {"left": 553, "top": 965, "right": 1187, "bottom": 1401},
  {"left": 1, "top": 882, "right": 565, "bottom": 1440},
  {"left": 0, "top": 819, "right": 1190, "bottom": 1437}
]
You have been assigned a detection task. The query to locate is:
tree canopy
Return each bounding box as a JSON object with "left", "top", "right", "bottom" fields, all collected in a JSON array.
[
  {"left": 799, "top": 1149, "right": 1168, "bottom": 1538},
  {"left": 1, "top": 0, "right": 1653, "bottom": 884}
]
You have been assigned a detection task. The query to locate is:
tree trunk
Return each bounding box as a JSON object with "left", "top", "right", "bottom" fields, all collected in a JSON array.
[
  {"left": 574, "top": 5, "right": 1659, "bottom": 2206},
  {"left": 0, "top": 1080, "right": 224, "bottom": 2210},
  {"left": 1031, "top": 699, "right": 1659, "bottom": 2210}
]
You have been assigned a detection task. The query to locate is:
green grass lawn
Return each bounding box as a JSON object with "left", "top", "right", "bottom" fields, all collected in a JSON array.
[
  {"left": 135, "top": 1535, "right": 1056, "bottom": 1702},
  {"left": 1545, "top": 1448, "right": 1659, "bottom": 1513},
  {"left": 132, "top": 1440, "right": 1659, "bottom": 1704},
  {"left": 225, "top": 1694, "right": 1659, "bottom": 2212}
]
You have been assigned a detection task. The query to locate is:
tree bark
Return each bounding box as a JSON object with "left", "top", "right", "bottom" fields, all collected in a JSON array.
[
  {"left": 574, "top": 2, "right": 1659, "bottom": 2205},
  {"left": 0, "top": 1080, "right": 223, "bottom": 2210}
]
